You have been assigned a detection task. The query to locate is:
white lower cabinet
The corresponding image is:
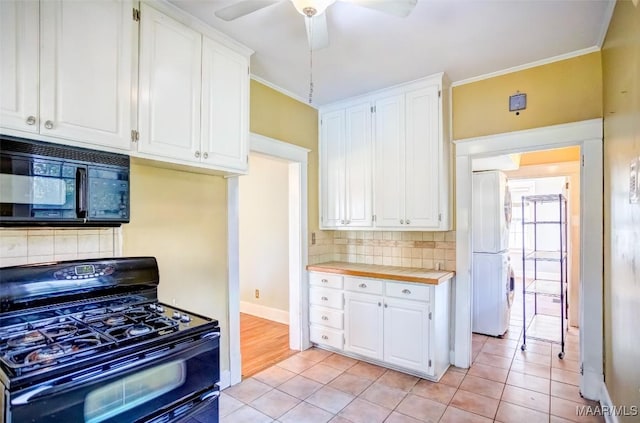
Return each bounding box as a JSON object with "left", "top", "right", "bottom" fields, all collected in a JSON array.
[
  {"left": 310, "top": 271, "right": 451, "bottom": 381},
  {"left": 344, "top": 292, "right": 383, "bottom": 360},
  {"left": 383, "top": 297, "right": 430, "bottom": 372}
]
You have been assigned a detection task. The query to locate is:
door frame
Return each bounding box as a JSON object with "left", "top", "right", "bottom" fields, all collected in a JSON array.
[
  {"left": 453, "top": 118, "right": 603, "bottom": 400},
  {"left": 227, "top": 132, "right": 310, "bottom": 386}
]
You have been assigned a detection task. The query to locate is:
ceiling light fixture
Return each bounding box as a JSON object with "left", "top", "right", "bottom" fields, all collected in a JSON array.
[{"left": 291, "top": 0, "right": 336, "bottom": 17}]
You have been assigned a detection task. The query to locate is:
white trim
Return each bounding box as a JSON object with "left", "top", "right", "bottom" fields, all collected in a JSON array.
[
  {"left": 596, "top": 0, "right": 617, "bottom": 48},
  {"left": 451, "top": 47, "right": 600, "bottom": 88},
  {"left": 226, "top": 177, "right": 242, "bottom": 386},
  {"left": 453, "top": 119, "right": 604, "bottom": 401},
  {"left": 219, "top": 370, "right": 231, "bottom": 390},
  {"left": 250, "top": 75, "right": 318, "bottom": 110},
  {"left": 250, "top": 132, "right": 310, "bottom": 163},
  {"left": 599, "top": 381, "right": 620, "bottom": 423},
  {"left": 239, "top": 301, "right": 290, "bottom": 325},
  {"left": 228, "top": 133, "right": 310, "bottom": 385}
]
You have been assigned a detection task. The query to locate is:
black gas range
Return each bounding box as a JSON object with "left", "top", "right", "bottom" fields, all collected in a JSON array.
[{"left": 0, "top": 257, "right": 220, "bottom": 423}]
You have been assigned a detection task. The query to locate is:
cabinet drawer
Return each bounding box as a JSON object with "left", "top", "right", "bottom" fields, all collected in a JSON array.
[
  {"left": 386, "top": 281, "right": 431, "bottom": 302},
  {"left": 344, "top": 277, "right": 383, "bottom": 294},
  {"left": 310, "top": 306, "right": 343, "bottom": 330},
  {"left": 310, "top": 287, "right": 344, "bottom": 309},
  {"left": 310, "top": 325, "right": 343, "bottom": 349},
  {"left": 309, "top": 272, "right": 343, "bottom": 289}
]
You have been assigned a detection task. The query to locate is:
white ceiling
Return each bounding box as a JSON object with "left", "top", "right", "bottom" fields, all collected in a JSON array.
[{"left": 168, "top": 0, "right": 615, "bottom": 106}]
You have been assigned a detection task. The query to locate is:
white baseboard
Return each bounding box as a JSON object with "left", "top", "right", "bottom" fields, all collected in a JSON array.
[
  {"left": 219, "top": 370, "right": 231, "bottom": 390},
  {"left": 600, "top": 382, "right": 620, "bottom": 423},
  {"left": 240, "top": 301, "right": 289, "bottom": 325}
]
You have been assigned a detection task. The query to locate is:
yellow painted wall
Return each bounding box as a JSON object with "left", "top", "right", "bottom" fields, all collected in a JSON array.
[
  {"left": 122, "top": 163, "right": 230, "bottom": 372},
  {"left": 453, "top": 52, "right": 603, "bottom": 140},
  {"left": 519, "top": 146, "right": 581, "bottom": 166},
  {"left": 602, "top": 1, "right": 640, "bottom": 418},
  {"left": 249, "top": 80, "right": 319, "bottom": 233}
]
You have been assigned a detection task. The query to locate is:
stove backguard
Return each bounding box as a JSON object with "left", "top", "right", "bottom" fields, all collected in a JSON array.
[{"left": 0, "top": 257, "right": 159, "bottom": 314}]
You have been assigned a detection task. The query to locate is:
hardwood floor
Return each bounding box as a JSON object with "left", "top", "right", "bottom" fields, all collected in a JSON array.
[{"left": 240, "top": 313, "right": 297, "bottom": 379}]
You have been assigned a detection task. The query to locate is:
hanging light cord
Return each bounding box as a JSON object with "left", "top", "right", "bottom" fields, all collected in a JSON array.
[{"left": 306, "top": 14, "right": 314, "bottom": 104}]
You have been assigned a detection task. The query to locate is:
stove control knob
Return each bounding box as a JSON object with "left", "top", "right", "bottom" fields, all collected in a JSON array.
[
  {"left": 180, "top": 314, "right": 191, "bottom": 323},
  {"left": 172, "top": 310, "right": 181, "bottom": 320},
  {"left": 149, "top": 304, "right": 157, "bottom": 311},
  {"left": 156, "top": 305, "right": 164, "bottom": 313}
]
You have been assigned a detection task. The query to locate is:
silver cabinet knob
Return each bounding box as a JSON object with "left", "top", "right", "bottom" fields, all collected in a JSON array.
[
  {"left": 26, "top": 116, "right": 36, "bottom": 125},
  {"left": 378, "top": 302, "right": 382, "bottom": 307},
  {"left": 321, "top": 315, "right": 329, "bottom": 321},
  {"left": 322, "top": 335, "right": 328, "bottom": 340},
  {"left": 400, "top": 219, "right": 404, "bottom": 224},
  {"left": 406, "top": 219, "right": 411, "bottom": 224},
  {"left": 203, "top": 152, "right": 208, "bottom": 159},
  {"left": 44, "top": 120, "right": 54, "bottom": 129},
  {"left": 384, "top": 303, "right": 388, "bottom": 308},
  {"left": 358, "top": 283, "right": 367, "bottom": 288},
  {"left": 321, "top": 279, "right": 328, "bottom": 284},
  {"left": 402, "top": 289, "right": 412, "bottom": 295},
  {"left": 321, "top": 296, "right": 328, "bottom": 301},
  {"left": 195, "top": 151, "right": 201, "bottom": 158}
]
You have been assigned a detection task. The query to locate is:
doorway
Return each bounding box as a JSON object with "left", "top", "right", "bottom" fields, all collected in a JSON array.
[
  {"left": 454, "top": 119, "right": 603, "bottom": 400},
  {"left": 227, "top": 133, "right": 310, "bottom": 387},
  {"left": 238, "top": 152, "right": 297, "bottom": 377}
]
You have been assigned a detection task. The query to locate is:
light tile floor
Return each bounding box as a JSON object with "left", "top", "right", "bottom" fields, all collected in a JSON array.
[{"left": 219, "top": 327, "right": 602, "bottom": 423}]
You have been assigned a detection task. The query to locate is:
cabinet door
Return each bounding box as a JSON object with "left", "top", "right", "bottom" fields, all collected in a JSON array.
[
  {"left": 201, "top": 37, "right": 249, "bottom": 171},
  {"left": 344, "top": 292, "right": 383, "bottom": 360},
  {"left": 39, "top": 0, "right": 133, "bottom": 150},
  {"left": 0, "top": 0, "right": 39, "bottom": 134},
  {"left": 383, "top": 297, "right": 430, "bottom": 373},
  {"left": 320, "top": 110, "right": 345, "bottom": 228},
  {"left": 405, "top": 86, "right": 441, "bottom": 228},
  {"left": 374, "top": 95, "right": 405, "bottom": 228},
  {"left": 344, "top": 103, "right": 373, "bottom": 227},
  {"left": 138, "top": 4, "right": 202, "bottom": 161}
]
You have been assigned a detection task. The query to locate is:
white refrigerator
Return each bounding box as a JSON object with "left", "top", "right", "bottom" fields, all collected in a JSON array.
[{"left": 472, "top": 171, "right": 514, "bottom": 337}]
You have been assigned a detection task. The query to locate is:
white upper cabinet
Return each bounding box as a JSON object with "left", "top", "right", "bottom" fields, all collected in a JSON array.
[
  {"left": 374, "top": 76, "right": 450, "bottom": 231},
  {"left": 0, "top": 0, "right": 39, "bottom": 135},
  {"left": 320, "top": 102, "right": 372, "bottom": 229},
  {"left": 137, "top": 4, "right": 250, "bottom": 173},
  {"left": 373, "top": 95, "right": 405, "bottom": 228},
  {"left": 320, "top": 110, "right": 346, "bottom": 228},
  {"left": 319, "top": 73, "right": 450, "bottom": 231},
  {"left": 138, "top": 4, "right": 202, "bottom": 161},
  {"left": 1, "top": 0, "right": 134, "bottom": 151},
  {"left": 201, "top": 37, "right": 249, "bottom": 170}
]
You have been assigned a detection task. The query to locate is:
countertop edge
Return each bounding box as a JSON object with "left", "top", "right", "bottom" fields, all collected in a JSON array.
[{"left": 306, "top": 263, "right": 455, "bottom": 286}]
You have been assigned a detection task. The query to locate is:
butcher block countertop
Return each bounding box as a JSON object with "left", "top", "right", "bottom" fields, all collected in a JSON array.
[{"left": 306, "top": 261, "right": 455, "bottom": 285}]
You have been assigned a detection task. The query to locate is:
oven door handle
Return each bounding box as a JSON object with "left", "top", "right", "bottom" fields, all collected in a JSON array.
[{"left": 11, "top": 384, "right": 55, "bottom": 405}]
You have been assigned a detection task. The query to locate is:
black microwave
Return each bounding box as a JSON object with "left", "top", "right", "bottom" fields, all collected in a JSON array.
[{"left": 0, "top": 135, "right": 130, "bottom": 226}]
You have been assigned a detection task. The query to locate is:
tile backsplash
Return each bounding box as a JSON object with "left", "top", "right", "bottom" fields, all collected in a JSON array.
[
  {"left": 0, "top": 228, "right": 121, "bottom": 267},
  {"left": 308, "top": 230, "right": 456, "bottom": 271}
]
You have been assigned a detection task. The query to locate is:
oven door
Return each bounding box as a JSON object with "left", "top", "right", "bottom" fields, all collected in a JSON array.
[{"left": 8, "top": 333, "right": 219, "bottom": 423}]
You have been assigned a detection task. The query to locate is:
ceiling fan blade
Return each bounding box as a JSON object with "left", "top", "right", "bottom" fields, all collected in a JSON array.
[
  {"left": 215, "top": 0, "right": 281, "bottom": 21},
  {"left": 344, "top": 0, "right": 417, "bottom": 17},
  {"left": 305, "top": 13, "right": 329, "bottom": 50}
]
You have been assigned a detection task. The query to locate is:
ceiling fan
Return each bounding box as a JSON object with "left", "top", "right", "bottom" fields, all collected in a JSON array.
[{"left": 215, "top": 0, "right": 418, "bottom": 50}]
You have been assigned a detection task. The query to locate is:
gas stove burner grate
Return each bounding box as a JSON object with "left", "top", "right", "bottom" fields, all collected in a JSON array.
[
  {"left": 6, "top": 323, "right": 79, "bottom": 348},
  {"left": 7, "top": 330, "right": 45, "bottom": 348},
  {"left": 3, "top": 334, "right": 110, "bottom": 374}
]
